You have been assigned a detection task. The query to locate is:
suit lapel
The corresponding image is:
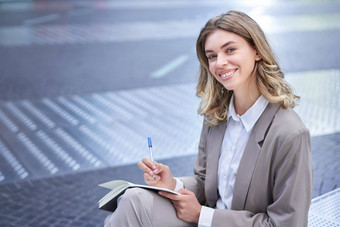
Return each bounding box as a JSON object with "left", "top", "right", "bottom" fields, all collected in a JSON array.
[
  {"left": 231, "top": 103, "right": 280, "bottom": 210},
  {"left": 206, "top": 121, "right": 227, "bottom": 207}
]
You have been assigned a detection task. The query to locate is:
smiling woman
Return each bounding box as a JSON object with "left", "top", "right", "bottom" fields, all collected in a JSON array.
[{"left": 104, "top": 10, "right": 313, "bottom": 227}]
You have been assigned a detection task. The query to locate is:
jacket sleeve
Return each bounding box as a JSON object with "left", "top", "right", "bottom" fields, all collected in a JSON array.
[
  {"left": 180, "top": 121, "right": 209, "bottom": 204},
  {"left": 212, "top": 127, "right": 313, "bottom": 227}
]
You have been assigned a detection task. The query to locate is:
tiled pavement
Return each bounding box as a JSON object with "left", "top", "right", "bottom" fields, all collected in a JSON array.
[
  {"left": 0, "top": 130, "right": 339, "bottom": 226},
  {"left": 308, "top": 188, "right": 340, "bottom": 226},
  {"left": 0, "top": 83, "right": 202, "bottom": 185},
  {"left": 0, "top": 154, "right": 197, "bottom": 227}
]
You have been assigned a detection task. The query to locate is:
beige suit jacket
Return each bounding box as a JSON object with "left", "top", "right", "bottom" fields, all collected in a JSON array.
[{"left": 181, "top": 103, "right": 313, "bottom": 227}]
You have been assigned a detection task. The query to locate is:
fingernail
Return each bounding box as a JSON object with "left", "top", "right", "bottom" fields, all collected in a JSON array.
[
  {"left": 149, "top": 171, "right": 153, "bottom": 176},
  {"left": 152, "top": 165, "right": 156, "bottom": 170},
  {"left": 154, "top": 169, "right": 159, "bottom": 173}
]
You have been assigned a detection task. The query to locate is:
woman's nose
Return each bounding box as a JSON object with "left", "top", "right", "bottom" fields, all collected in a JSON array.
[{"left": 216, "top": 55, "right": 228, "bottom": 67}]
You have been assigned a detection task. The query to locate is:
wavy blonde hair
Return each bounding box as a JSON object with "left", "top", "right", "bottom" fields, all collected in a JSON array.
[{"left": 196, "top": 10, "right": 299, "bottom": 126}]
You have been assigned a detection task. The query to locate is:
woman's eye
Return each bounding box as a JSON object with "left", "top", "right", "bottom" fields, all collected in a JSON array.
[
  {"left": 226, "top": 48, "right": 236, "bottom": 53},
  {"left": 207, "top": 55, "right": 216, "bottom": 60}
]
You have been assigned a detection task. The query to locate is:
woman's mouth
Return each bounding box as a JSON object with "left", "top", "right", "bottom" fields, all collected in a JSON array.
[{"left": 219, "top": 69, "right": 237, "bottom": 80}]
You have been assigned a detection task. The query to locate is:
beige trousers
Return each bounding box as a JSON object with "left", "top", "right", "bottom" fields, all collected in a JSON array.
[{"left": 104, "top": 188, "right": 197, "bottom": 227}]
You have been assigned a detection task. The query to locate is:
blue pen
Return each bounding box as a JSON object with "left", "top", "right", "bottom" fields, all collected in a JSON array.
[{"left": 148, "top": 137, "right": 156, "bottom": 180}]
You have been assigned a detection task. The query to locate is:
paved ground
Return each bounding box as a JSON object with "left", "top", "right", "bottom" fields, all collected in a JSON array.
[
  {"left": 0, "top": 0, "right": 339, "bottom": 226},
  {"left": 0, "top": 155, "right": 196, "bottom": 227},
  {"left": 0, "top": 131, "right": 339, "bottom": 226}
]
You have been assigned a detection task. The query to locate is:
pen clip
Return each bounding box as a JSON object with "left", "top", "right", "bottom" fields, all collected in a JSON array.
[{"left": 148, "top": 137, "right": 152, "bottom": 148}]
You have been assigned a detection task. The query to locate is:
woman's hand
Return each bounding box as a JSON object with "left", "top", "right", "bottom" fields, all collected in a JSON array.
[
  {"left": 159, "top": 189, "right": 202, "bottom": 223},
  {"left": 138, "top": 158, "right": 176, "bottom": 190}
]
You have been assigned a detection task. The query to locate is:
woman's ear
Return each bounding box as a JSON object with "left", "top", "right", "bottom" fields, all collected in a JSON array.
[
  {"left": 255, "top": 50, "right": 262, "bottom": 61},
  {"left": 255, "top": 54, "right": 261, "bottom": 61}
]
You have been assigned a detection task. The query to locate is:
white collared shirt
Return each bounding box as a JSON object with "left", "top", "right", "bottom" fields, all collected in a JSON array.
[{"left": 198, "top": 95, "right": 269, "bottom": 227}]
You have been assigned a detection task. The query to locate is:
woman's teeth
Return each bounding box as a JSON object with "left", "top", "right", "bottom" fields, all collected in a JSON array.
[{"left": 221, "top": 71, "right": 233, "bottom": 78}]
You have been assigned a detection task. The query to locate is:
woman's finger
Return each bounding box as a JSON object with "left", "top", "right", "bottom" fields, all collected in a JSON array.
[
  {"left": 144, "top": 173, "right": 160, "bottom": 184},
  {"left": 138, "top": 161, "right": 155, "bottom": 177},
  {"left": 158, "top": 191, "right": 182, "bottom": 200},
  {"left": 177, "top": 188, "right": 192, "bottom": 195},
  {"left": 142, "top": 158, "right": 157, "bottom": 170}
]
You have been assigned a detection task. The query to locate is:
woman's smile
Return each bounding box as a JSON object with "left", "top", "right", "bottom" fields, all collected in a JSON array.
[{"left": 219, "top": 69, "right": 237, "bottom": 80}]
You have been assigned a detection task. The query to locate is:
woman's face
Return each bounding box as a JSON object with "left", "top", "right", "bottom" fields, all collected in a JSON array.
[{"left": 204, "top": 29, "right": 261, "bottom": 94}]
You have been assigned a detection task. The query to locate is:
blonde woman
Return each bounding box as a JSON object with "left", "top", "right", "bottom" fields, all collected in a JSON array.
[{"left": 105, "top": 10, "right": 313, "bottom": 227}]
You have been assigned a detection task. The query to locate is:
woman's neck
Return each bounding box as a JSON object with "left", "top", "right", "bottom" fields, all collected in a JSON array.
[{"left": 233, "top": 85, "right": 261, "bottom": 116}]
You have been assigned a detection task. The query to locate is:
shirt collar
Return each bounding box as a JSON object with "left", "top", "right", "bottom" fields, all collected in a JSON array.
[{"left": 228, "top": 95, "right": 269, "bottom": 132}]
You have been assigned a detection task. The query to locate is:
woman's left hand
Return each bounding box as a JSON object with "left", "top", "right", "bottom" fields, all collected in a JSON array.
[{"left": 159, "top": 188, "right": 202, "bottom": 223}]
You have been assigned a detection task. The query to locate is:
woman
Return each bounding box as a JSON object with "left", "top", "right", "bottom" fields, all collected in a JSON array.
[{"left": 104, "top": 10, "right": 313, "bottom": 227}]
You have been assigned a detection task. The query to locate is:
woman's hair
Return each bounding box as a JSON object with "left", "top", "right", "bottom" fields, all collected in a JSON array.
[{"left": 196, "top": 10, "right": 299, "bottom": 126}]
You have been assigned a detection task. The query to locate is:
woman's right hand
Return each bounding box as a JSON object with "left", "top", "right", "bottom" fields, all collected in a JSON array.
[{"left": 138, "top": 158, "right": 176, "bottom": 191}]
